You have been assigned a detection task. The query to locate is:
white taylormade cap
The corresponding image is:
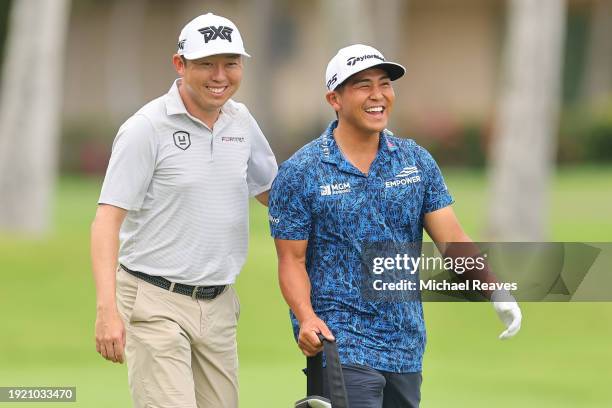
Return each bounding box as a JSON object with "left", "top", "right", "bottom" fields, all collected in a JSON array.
[
  {"left": 325, "top": 44, "right": 405, "bottom": 91},
  {"left": 177, "top": 13, "right": 250, "bottom": 60}
]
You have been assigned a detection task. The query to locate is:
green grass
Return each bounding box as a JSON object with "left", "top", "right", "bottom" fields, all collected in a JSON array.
[{"left": 0, "top": 167, "right": 611, "bottom": 407}]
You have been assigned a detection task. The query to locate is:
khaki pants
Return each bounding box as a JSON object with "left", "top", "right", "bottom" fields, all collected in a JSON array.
[{"left": 116, "top": 267, "right": 240, "bottom": 408}]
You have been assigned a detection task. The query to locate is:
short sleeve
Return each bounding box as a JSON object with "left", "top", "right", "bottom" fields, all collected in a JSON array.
[
  {"left": 268, "top": 162, "right": 312, "bottom": 240},
  {"left": 98, "top": 114, "right": 156, "bottom": 211},
  {"left": 245, "top": 113, "right": 278, "bottom": 197},
  {"left": 416, "top": 146, "right": 454, "bottom": 213}
]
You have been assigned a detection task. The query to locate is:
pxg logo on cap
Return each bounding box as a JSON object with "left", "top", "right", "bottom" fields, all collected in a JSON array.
[
  {"left": 198, "top": 26, "right": 233, "bottom": 43},
  {"left": 177, "top": 13, "right": 250, "bottom": 60},
  {"left": 325, "top": 44, "right": 406, "bottom": 91}
]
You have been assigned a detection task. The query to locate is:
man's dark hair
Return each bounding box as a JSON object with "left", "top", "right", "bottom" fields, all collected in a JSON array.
[{"left": 334, "top": 82, "right": 346, "bottom": 93}]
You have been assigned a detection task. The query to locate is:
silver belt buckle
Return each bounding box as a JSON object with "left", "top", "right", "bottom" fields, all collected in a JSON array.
[{"left": 191, "top": 286, "right": 201, "bottom": 299}]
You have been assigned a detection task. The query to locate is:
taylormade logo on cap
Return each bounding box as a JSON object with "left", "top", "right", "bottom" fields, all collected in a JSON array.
[
  {"left": 325, "top": 44, "right": 406, "bottom": 91},
  {"left": 177, "top": 13, "right": 250, "bottom": 60},
  {"left": 346, "top": 54, "right": 384, "bottom": 66}
]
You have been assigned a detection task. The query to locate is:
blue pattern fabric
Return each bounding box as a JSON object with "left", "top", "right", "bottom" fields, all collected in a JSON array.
[{"left": 269, "top": 120, "right": 454, "bottom": 373}]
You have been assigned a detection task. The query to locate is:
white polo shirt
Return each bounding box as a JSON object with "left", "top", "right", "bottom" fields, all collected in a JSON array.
[{"left": 99, "top": 79, "right": 277, "bottom": 285}]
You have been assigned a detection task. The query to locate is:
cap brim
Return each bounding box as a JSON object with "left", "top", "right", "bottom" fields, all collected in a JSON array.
[
  {"left": 181, "top": 50, "right": 251, "bottom": 60},
  {"left": 374, "top": 62, "right": 405, "bottom": 81},
  {"left": 332, "top": 61, "right": 406, "bottom": 91}
]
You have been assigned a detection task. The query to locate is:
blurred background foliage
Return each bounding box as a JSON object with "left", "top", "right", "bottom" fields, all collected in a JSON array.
[{"left": 0, "top": 0, "right": 609, "bottom": 175}]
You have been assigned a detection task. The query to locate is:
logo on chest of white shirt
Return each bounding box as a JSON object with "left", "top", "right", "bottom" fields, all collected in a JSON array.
[
  {"left": 385, "top": 166, "right": 421, "bottom": 188},
  {"left": 173, "top": 131, "right": 191, "bottom": 150},
  {"left": 221, "top": 136, "right": 246, "bottom": 144},
  {"left": 320, "top": 182, "right": 351, "bottom": 196}
]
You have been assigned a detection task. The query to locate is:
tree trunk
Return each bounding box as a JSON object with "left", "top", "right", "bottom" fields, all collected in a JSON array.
[
  {"left": 105, "top": 0, "right": 148, "bottom": 122},
  {"left": 581, "top": 0, "right": 612, "bottom": 105},
  {"left": 244, "top": 0, "right": 275, "bottom": 136},
  {"left": 317, "top": 0, "right": 374, "bottom": 123},
  {"left": 488, "top": 0, "right": 567, "bottom": 240},
  {"left": 372, "top": 0, "right": 405, "bottom": 59},
  {"left": 325, "top": 0, "right": 373, "bottom": 48},
  {"left": 0, "top": 0, "right": 72, "bottom": 235}
]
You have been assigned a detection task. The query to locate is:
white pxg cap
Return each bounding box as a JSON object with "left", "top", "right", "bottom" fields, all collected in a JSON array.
[
  {"left": 177, "top": 13, "right": 250, "bottom": 60},
  {"left": 325, "top": 44, "right": 405, "bottom": 91}
]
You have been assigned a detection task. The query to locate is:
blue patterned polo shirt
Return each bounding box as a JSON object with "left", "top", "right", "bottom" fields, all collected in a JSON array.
[{"left": 269, "top": 120, "right": 453, "bottom": 373}]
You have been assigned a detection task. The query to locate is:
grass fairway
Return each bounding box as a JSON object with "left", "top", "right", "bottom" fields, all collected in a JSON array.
[{"left": 0, "top": 166, "right": 611, "bottom": 407}]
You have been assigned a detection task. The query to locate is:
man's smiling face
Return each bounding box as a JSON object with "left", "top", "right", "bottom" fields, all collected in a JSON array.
[
  {"left": 175, "top": 53, "right": 243, "bottom": 114},
  {"left": 331, "top": 67, "right": 395, "bottom": 135}
]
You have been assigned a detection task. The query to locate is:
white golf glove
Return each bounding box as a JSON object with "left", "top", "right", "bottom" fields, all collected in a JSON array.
[{"left": 491, "top": 289, "right": 522, "bottom": 340}]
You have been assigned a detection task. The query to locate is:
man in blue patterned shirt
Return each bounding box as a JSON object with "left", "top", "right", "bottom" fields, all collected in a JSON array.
[{"left": 269, "top": 44, "right": 522, "bottom": 408}]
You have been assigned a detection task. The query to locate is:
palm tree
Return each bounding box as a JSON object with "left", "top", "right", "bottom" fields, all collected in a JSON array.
[
  {"left": 105, "top": 0, "right": 148, "bottom": 122},
  {"left": 488, "top": 0, "right": 567, "bottom": 240},
  {"left": 0, "top": 0, "right": 72, "bottom": 234}
]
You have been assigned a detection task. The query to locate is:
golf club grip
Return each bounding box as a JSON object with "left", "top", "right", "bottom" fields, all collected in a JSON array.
[
  {"left": 307, "top": 333, "right": 349, "bottom": 408},
  {"left": 306, "top": 350, "right": 323, "bottom": 397}
]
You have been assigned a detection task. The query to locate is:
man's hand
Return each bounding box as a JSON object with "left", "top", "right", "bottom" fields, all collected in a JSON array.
[
  {"left": 95, "top": 307, "right": 126, "bottom": 363},
  {"left": 491, "top": 290, "right": 522, "bottom": 340},
  {"left": 255, "top": 191, "right": 269, "bottom": 206},
  {"left": 91, "top": 204, "right": 127, "bottom": 362},
  {"left": 275, "top": 238, "right": 332, "bottom": 356},
  {"left": 298, "top": 316, "right": 334, "bottom": 356}
]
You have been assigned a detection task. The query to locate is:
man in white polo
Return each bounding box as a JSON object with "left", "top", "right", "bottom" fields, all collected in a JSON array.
[{"left": 90, "top": 13, "right": 277, "bottom": 408}]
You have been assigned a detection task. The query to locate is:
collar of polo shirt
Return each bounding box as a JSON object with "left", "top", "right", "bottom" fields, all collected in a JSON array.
[{"left": 318, "top": 120, "right": 398, "bottom": 176}]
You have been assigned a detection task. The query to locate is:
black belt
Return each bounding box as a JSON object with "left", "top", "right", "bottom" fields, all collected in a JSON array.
[{"left": 120, "top": 264, "right": 227, "bottom": 300}]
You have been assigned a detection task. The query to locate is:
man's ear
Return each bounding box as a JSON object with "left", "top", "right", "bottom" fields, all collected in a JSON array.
[
  {"left": 326, "top": 90, "right": 341, "bottom": 112},
  {"left": 172, "top": 54, "right": 186, "bottom": 76}
]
